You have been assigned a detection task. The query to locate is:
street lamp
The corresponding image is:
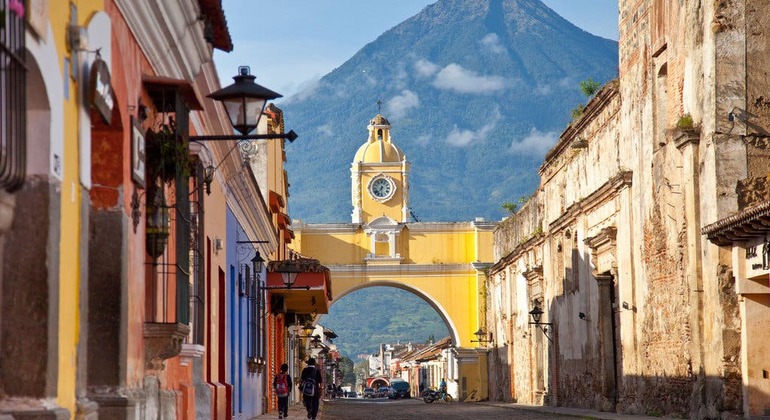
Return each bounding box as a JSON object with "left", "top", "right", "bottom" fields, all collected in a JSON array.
[
  {"left": 528, "top": 305, "right": 554, "bottom": 342},
  {"left": 251, "top": 251, "right": 265, "bottom": 275},
  {"left": 209, "top": 66, "right": 280, "bottom": 136},
  {"left": 470, "top": 328, "right": 493, "bottom": 345},
  {"left": 192, "top": 66, "right": 298, "bottom": 195},
  {"left": 191, "top": 66, "right": 298, "bottom": 142},
  {"left": 267, "top": 261, "right": 310, "bottom": 290}
]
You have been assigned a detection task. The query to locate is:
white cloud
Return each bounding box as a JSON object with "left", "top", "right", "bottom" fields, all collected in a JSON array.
[
  {"left": 480, "top": 33, "right": 506, "bottom": 55},
  {"left": 432, "top": 64, "right": 507, "bottom": 94},
  {"left": 445, "top": 110, "right": 500, "bottom": 147},
  {"left": 281, "top": 77, "right": 321, "bottom": 104},
  {"left": 414, "top": 58, "right": 439, "bottom": 78},
  {"left": 386, "top": 90, "right": 420, "bottom": 120},
  {"left": 317, "top": 123, "right": 333, "bottom": 137},
  {"left": 415, "top": 134, "right": 431, "bottom": 146},
  {"left": 535, "top": 83, "right": 552, "bottom": 95},
  {"left": 394, "top": 62, "right": 409, "bottom": 90},
  {"left": 509, "top": 128, "right": 559, "bottom": 156}
]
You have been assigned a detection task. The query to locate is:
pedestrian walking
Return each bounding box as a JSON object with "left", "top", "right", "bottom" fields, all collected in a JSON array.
[
  {"left": 273, "top": 363, "right": 292, "bottom": 419},
  {"left": 299, "top": 357, "right": 323, "bottom": 420}
]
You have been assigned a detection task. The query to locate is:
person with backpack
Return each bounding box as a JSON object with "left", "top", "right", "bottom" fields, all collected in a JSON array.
[
  {"left": 299, "top": 357, "right": 323, "bottom": 419},
  {"left": 273, "top": 363, "right": 292, "bottom": 419}
]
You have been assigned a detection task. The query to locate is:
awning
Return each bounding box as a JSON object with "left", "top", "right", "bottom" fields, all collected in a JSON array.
[{"left": 267, "top": 258, "right": 332, "bottom": 314}]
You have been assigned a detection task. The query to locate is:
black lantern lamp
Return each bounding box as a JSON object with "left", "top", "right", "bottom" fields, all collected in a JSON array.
[
  {"left": 280, "top": 264, "right": 300, "bottom": 288},
  {"left": 208, "top": 66, "right": 282, "bottom": 136},
  {"left": 251, "top": 251, "right": 265, "bottom": 275},
  {"left": 528, "top": 305, "right": 554, "bottom": 342},
  {"left": 194, "top": 66, "right": 297, "bottom": 141},
  {"left": 203, "top": 164, "right": 216, "bottom": 195},
  {"left": 268, "top": 262, "right": 310, "bottom": 290},
  {"left": 471, "top": 328, "right": 493, "bottom": 345}
]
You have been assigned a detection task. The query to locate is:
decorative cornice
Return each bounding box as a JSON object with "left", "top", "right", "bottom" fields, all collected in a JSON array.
[
  {"left": 471, "top": 262, "right": 493, "bottom": 271},
  {"left": 541, "top": 80, "right": 620, "bottom": 170},
  {"left": 179, "top": 343, "right": 205, "bottom": 359},
  {"left": 326, "top": 264, "right": 474, "bottom": 275},
  {"left": 523, "top": 265, "right": 544, "bottom": 282},
  {"left": 673, "top": 128, "right": 701, "bottom": 149},
  {"left": 548, "top": 171, "right": 632, "bottom": 232},
  {"left": 487, "top": 233, "right": 545, "bottom": 276},
  {"left": 114, "top": 0, "right": 212, "bottom": 80},
  {"left": 584, "top": 226, "right": 618, "bottom": 250}
]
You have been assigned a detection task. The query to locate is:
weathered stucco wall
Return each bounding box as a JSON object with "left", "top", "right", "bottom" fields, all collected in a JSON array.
[{"left": 486, "top": 0, "right": 770, "bottom": 416}]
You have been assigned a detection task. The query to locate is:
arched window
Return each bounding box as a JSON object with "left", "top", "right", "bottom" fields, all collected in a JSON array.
[{"left": 0, "top": 0, "right": 27, "bottom": 191}]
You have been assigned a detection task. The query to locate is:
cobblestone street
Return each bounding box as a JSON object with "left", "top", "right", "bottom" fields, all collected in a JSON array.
[{"left": 313, "top": 398, "right": 573, "bottom": 420}]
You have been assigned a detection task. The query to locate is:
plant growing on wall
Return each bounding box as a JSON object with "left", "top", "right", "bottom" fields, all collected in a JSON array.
[
  {"left": 145, "top": 118, "right": 191, "bottom": 183},
  {"left": 570, "top": 78, "right": 602, "bottom": 123},
  {"left": 502, "top": 202, "right": 518, "bottom": 214},
  {"left": 676, "top": 113, "right": 694, "bottom": 129},
  {"left": 580, "top": 78, "right": 602, "bottom": 96}
]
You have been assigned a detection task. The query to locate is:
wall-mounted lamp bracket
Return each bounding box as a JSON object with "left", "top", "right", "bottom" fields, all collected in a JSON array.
[
  {"left": 470, "top": 328, "right": 493, "bottom": 345},
  {"left": 190, "top": 130, "right": 298, "bottom": 143},
  {"left": 529, "top": 306, "right": 554, "bottom": 342}
]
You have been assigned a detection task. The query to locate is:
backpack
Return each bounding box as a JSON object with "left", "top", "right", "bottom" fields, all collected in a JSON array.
[
  {"left": 301, "top": 367, "right": 317, "bottom": 397},
  {"left": 274, "top": 373, "right": 289, "bottom": 397}
]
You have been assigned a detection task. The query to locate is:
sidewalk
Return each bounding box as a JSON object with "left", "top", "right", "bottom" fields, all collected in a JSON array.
[
  {"left": 482, "top": 402, "right": 678, "bottom": 420},
  {"left": 255, "top": 399, "right": 326, "bottom": 420}
]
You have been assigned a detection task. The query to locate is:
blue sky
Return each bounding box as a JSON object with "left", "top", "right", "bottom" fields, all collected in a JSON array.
[{"left": 214, "top": 0, "right": 619, "bottom": 98}]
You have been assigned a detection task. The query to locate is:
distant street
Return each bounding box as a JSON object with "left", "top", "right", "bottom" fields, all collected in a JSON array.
[{"left": 318, "top": 397, "right": 574, "bottom": 420}]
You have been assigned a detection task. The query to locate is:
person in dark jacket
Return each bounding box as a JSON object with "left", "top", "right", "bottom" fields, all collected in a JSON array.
[
  {"left": 300, "top": 357, "right": 323, "bottom": 419},
  {"left": 273, "top": 363, "right": 292, "bottom": 419}
]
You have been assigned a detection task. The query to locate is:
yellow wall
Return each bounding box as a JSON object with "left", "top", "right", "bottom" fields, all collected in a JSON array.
[
  {"left": 53, "top": 0, "right": 104, "bottom": 414},
  {"left": 360, "top": 171, "right": 403, "bottom": 222},
  {"left": 293, "top": 222, "right": 494, "bottom": 347}
]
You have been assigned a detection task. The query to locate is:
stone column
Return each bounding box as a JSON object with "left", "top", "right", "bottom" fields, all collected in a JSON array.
[{"left": 595, "top": 273, "right": 617, "bottom": 411}]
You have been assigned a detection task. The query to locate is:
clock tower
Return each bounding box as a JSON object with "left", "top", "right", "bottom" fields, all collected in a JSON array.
[{"left": 351, "top": 113, "right": 410, "bottom": 225}]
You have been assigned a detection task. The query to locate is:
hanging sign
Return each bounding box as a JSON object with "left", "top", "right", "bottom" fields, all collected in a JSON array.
[{"left": 89, "top": 58, "right": 114, "bottom": 125}]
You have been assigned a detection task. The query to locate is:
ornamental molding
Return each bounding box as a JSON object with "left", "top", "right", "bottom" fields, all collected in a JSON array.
[
  {"left": 584, "top": 226, "right": 618, "bottom": 276},
  {"left": 114, "top": 0, "right": 212, "bottom": 81},
  {"left": 368, "top": 174, "right": 397, "bottom": 203},
  {"left": 143, "top": 322, "right": 191, "bottom": 371},
  {"left": 548, "top": 171, "right": 632, "bottom": 232}
]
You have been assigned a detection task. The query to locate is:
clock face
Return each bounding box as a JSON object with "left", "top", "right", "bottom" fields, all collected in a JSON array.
[{"left": 370, "top": 177, "right": 394, "bottom": 199}]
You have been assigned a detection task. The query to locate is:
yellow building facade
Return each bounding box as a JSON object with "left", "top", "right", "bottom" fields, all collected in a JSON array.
[{"left": 291, "top": 114, "right": 495, "bottom": 401}]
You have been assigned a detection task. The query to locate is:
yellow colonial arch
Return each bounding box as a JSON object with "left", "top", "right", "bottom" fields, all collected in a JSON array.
[
  {"left": 290, "top": 112, "right": 496, "bottom": 400},
  {"left": 327, "top": 280, "right": 462, "bottom": 346}
]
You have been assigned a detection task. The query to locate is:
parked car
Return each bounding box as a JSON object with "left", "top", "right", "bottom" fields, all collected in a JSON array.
[
  {"left": 378, "top": 387, "right": 391, "bottom": 398},
  {"left": 388, "top": 380, "right": 411, "bottom": 399},
  {"left": 363, "top": 387, "right": 375, "bottom": 398},
  {"left": 347, "top": 391, "right": 358, "bottom": 398}
]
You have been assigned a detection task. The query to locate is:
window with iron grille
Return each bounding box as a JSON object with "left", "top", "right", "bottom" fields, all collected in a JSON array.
[{"left": 0, "top": 0, "right": 27, "bottom": 191}]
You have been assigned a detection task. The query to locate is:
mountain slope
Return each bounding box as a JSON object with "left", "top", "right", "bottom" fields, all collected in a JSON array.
[
  {"left": 319, "top": 287, "right": 450, "bottom": 359},
  {"left": 281, "top": 0, "right": 618, "bottom": 223}
]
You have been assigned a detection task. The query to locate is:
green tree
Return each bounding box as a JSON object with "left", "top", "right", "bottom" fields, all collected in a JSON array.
[
  {"left": 354, "top": 359, "right": 370, "bottom": 390},
  {"left": 580, "top": 78, "right": 601, "bottom": 96},
  {"left": 338, "top": 357, "right": 357, "bottom": 386},
  {"left": 502, "top": 201, "right": 518, "bottom": 214}
]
